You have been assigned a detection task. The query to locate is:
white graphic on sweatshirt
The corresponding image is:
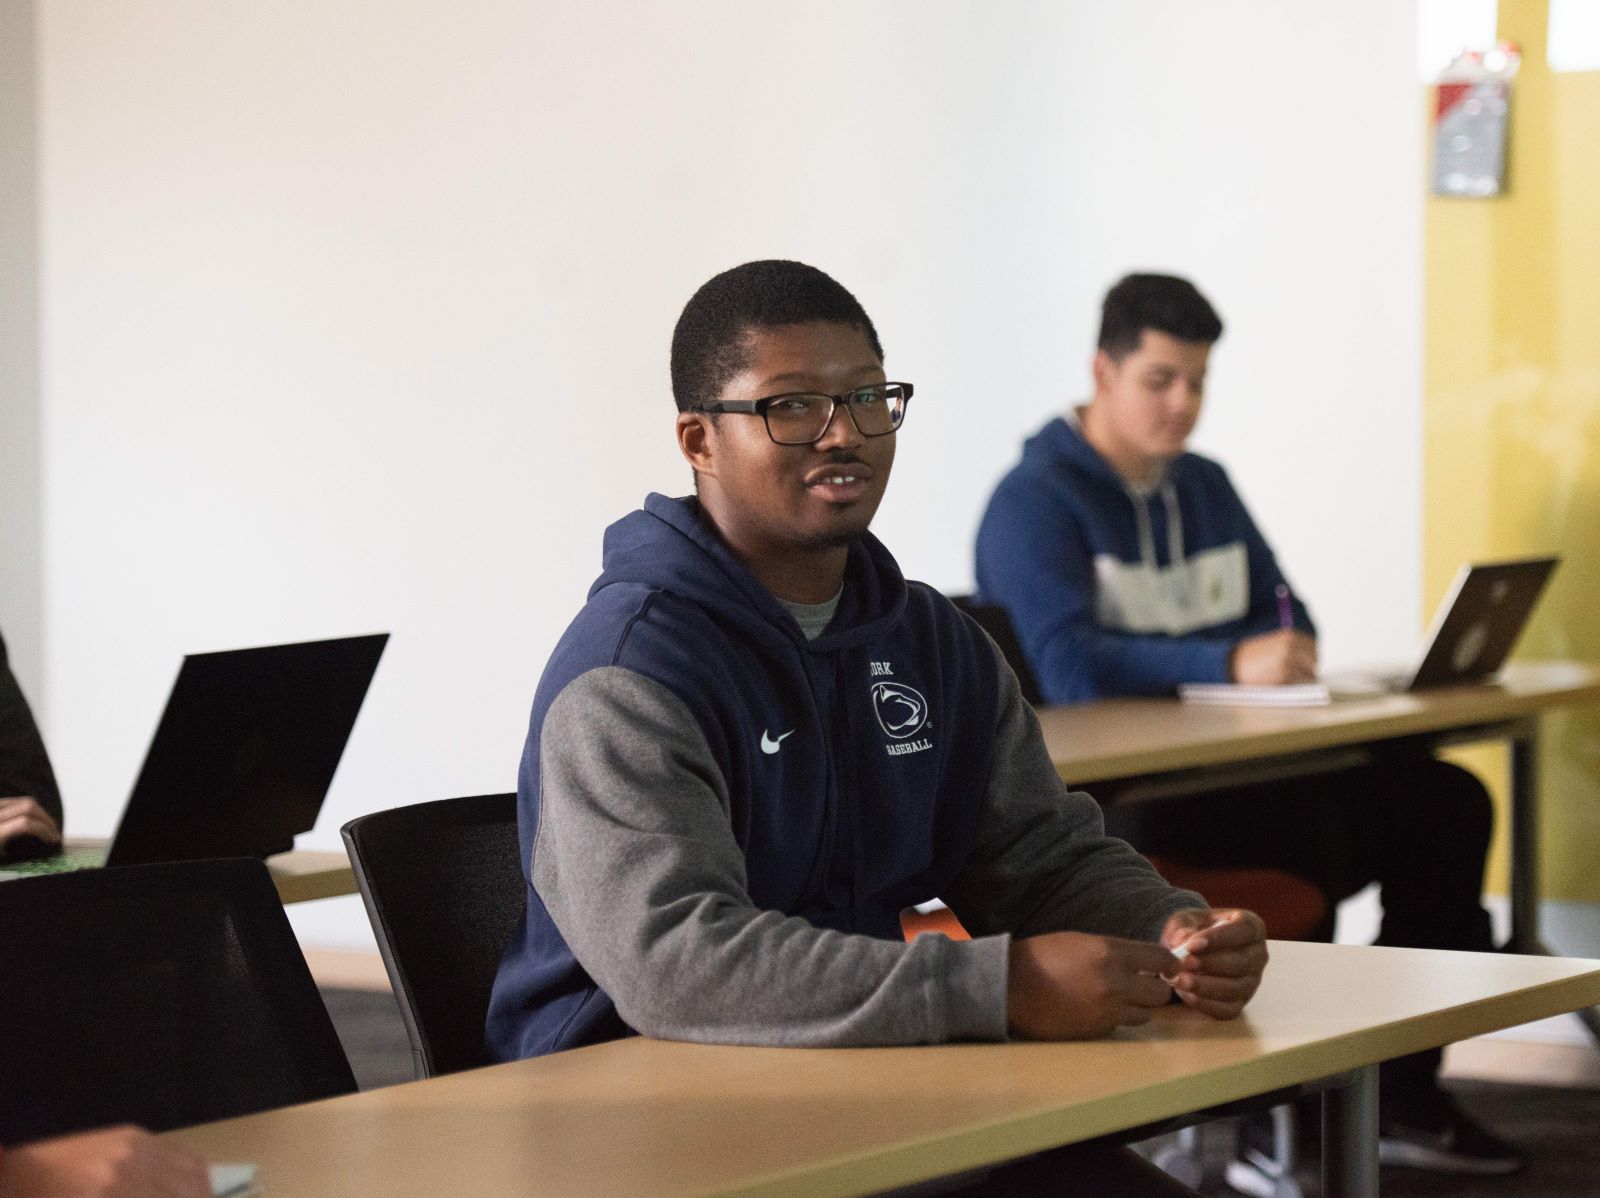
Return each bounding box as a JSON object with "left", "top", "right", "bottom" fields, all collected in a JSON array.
[
  {"left": 871, "top": 681, "right": 928, "bottom": 740},
  {"left": 1093, "top": 542, "right": 1248, "bottom": 635},
  {"left": 760, "top": 729, "right": 795, "bottom": 755}
]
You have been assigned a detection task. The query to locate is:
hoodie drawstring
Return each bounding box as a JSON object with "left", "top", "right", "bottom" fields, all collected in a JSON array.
[
  {"left": 1121, "top": 478, "right": 1194, "bottom": 631},
  {"left": 1125, "top": 482, "right": 1160, "bottom": 574},
  {"left": 1162, "top": 480, "right": 1186, "bottom": 571}
]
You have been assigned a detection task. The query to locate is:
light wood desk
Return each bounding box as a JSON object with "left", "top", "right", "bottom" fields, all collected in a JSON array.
[
  {"left": 259, "top": 848, "right": 358, "bottom": 904},
  {"left": 58, "top": 838, "right": 356, "bottom": 905},
  {"left": 1037, "top": 661, "right": 1600, "bottom": 1036},
  {"left": 1034, "top": 661, "right": 1600, "bottom": 788},
  {"left": 168, "top": 941, "right": 1600, "bottom": 1198}
]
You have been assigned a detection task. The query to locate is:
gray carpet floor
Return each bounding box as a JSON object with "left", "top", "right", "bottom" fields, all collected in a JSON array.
[
  {"left": 320, "top": 986, "right": 417, "bottom": 1091},
  {"left": 1136, "top": 1085, "right": 1600, "bottom": 1197},
  {"left": 319, "top": 986, "right": 1600, "bottom": 1196}
]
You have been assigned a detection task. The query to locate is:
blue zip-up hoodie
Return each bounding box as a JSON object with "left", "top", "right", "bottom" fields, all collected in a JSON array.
[
  {"left": 975, "top": 414, "right": 1312, "bottom": 704},
  {"left": 486, "top": 493, "right": 1003, "bottom": 1060}
]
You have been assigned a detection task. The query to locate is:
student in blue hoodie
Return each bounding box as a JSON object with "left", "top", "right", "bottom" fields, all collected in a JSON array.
[
  {"left": 975, "top": 273, "right": 1516, "bottom": 1177},
  {"left": 487, "top": 260, "right": 1270, "bottom": 1195}
]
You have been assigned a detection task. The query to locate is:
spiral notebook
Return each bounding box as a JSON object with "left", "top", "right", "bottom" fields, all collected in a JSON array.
[{"left": 1177, "top": 683, "right": 1332, "bottom": 707}]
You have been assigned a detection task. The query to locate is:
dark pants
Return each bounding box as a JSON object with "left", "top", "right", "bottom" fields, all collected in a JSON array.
[
  {"left": 904, "top": 1141, "right": 1201, "bottom": 1196},
  {"left": 1103, "top": 753, "right": 1495, "bottom": 1105}
]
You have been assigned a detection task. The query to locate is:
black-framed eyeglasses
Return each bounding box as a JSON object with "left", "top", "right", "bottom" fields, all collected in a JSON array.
[{"left": 697, "top": 382, "right": 913, "bottom": 446}]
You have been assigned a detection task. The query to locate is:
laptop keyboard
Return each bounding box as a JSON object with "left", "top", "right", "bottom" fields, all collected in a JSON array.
[{"left": 0, "top": 848, "right": 106, "bottom": 878}]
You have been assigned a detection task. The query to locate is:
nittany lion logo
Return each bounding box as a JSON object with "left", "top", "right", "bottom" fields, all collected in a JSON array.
[{"left": 870, "top": 681, "right": 928, "bottom": 739}]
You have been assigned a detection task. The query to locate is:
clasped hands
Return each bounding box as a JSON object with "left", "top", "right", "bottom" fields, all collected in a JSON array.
[
  {"left": 0, "top": 795, "right": 62, "bottom": 856},
  {"left": 1006, "top": 908, "right": 1269, "bottom": 1040}
]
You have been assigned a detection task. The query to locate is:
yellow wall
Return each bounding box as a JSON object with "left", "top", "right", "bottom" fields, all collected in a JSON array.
[{"left": 1427, "top": 0, "right": 1600, "bottom": 900}]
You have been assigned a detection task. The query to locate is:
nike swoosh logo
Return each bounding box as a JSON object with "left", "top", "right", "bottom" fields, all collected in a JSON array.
[{"left": 760, "top": 729, "right": 795, "bottom": 755}]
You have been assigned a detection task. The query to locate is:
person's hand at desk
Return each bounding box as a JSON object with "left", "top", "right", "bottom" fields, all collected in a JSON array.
[
  {"left": 1005, "top": 909, "right": 1269, "bottom": 1039},
  {"left": 1230, "top": 630, "right": 1317, "bottom": 686},
  {"left": 1006, "top": 932, "right": 1184, "bottom": 1039},
  {"left": 1161, "top": 908, "right": 1269, "bottom": 1020},
  {"left": 0, "top": 796, "right": 62, "bottom": 860},
  {"left": 0, "top": 1126, "right": 209, "bottom": 1198}
]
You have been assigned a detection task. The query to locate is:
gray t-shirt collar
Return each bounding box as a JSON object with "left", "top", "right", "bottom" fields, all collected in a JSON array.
[{"left": 778, "top": 587, "right": 844, "bottom": 641}]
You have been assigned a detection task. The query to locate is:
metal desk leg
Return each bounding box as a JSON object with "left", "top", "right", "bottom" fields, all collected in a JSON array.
[
  {"left": 1506, "top": 719, "right": 1600, "bottom": 1043},
  {"left": 1571, "top": 1003, "right": 1600, "bottom": 1046},
  {"left": 1322, "top": 1066, "right": 1379, "bottom": 1198},
  {"left": 1507, "top": 718, "right": 1542, "bottom": 955}
]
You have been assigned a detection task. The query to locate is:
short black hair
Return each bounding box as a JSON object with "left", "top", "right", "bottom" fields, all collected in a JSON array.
[
  {"left": 670, "top": 260, "right": 884, "bottom": 413},
  {"left": 1097, "top": 273, "right": 1223, "bottom": 361}
]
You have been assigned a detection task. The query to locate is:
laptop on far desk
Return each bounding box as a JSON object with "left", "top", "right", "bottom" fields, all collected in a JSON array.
[
  {"left": 1335, "top": 556, "right": 1558, "bottom": 694},
  {"left": 0, "top": 633, "right": 388, "bottom": 879}
]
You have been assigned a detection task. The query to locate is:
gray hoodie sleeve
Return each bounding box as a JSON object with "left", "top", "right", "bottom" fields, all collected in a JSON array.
[
  {"left": 532, "top": 666, "right": 1010, "bottom": 1047},
  {"left": 942, "top": 638, "right": 1208, "bottom": 943}
]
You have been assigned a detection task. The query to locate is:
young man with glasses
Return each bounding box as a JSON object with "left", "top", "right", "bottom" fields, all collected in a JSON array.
[
  {"left": 974, "top": 273, "right": 1518, "bottom": 1181},
  {"left": 487, "top": 260, "right": 1267, "bottom": 1195}
]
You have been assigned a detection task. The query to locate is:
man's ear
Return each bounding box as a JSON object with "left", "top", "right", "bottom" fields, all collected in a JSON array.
[
  {"left": 676, "top": 411, "right": 716, "bottom": 479},
  {"left": 1091, "top": 349, "right": 1116, "bottom": 396}
]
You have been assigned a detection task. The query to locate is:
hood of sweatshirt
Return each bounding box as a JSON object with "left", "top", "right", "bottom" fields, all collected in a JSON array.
[
  {"left": 1019, "top": 413, "right": 1200, "bottom": 574},
  {"left": 594, "top": 493, "right": 910, "bottom": 654}
]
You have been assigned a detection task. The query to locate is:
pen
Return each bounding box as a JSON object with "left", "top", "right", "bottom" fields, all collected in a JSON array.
[
  {"left": 1170, "top": 915, "right": 1233, "bottom": 961},
  {"left": 1275, "top": 583, "right": 1294, "bottom": 631}
]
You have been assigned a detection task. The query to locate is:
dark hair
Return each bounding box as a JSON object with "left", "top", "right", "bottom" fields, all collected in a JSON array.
[
  {"left": 1097, "top": 273, "right": 1223, "bottom": 361},
  {"left": 670, "top": 260, "right": 884, "bottom": 413}
]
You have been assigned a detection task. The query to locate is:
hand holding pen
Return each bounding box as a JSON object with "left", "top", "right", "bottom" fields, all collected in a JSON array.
[{"left": 1228, "top": 582, "right": 1317, "bottom": 684}]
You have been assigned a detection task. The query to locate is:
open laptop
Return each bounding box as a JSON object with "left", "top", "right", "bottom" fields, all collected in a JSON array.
[
  {"left": 0, "top": 633, "right": 388, "bottom": 877},
  {"left": 1347, "top": 557, "right": 1558, "bottom": 692}
]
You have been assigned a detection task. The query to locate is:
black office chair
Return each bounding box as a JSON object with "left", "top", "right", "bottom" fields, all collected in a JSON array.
[
  {"left": 341, "top": 792, "right": 523, "bottom": 1079},
  {"left": 0, "top": 857, "right": 357, "bottom": 1144},
  {"left": 949, "top": 595, "right": 1047, "bottom": 705}
]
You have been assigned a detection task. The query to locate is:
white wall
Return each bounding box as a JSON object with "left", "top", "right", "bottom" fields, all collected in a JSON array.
[
  {"left": 1, "top": 0, "right": 43, "bottom": 693},
  {"left": 29, "top": 1, "right": 1421, "bottom": 950}
]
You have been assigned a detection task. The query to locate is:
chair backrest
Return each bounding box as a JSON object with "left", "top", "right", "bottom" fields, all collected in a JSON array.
[
  {"left": 0, "top": 857, "right": 356, "bottom": 1143},
  {"left": 949, "top": 596, "right": 1046, "bottom": 706},
  {"left": 341, "top": 792, "right": 522, "bottom": 1079}
]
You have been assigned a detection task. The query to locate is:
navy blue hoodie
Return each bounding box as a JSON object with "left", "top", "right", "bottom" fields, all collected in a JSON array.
[
  {"left": 486, "top": 494, "right": 1004, "bottom": 1060},
  {"left": 975, "top": 414, "right": 1312, "bottom": 704}
]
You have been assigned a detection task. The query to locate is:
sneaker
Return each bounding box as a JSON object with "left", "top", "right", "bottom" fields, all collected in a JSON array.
[
  {"left": 1224, "top": 1110, "right": 1305, "bottom": 1198},
  {"left": 1378, "top": 1092, "right": 1523, "bottom": 1174},
  {"left": 1224, "top": 1154, "right": 1291, "bottom": 1198}
]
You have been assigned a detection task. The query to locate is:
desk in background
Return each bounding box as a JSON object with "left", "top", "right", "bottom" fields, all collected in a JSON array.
[
  {"left": 58, "top": 837, "right": 356, "bottom": 905},
  {"left": 259, "top": 848, "right": 357, "bottom": 904},
  {"left": 1036, "top": 661, "right": 1600, "bottom": 1037},
  {"left": 168, "top": 941, "right": 1600, "bottom": 1198}
]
